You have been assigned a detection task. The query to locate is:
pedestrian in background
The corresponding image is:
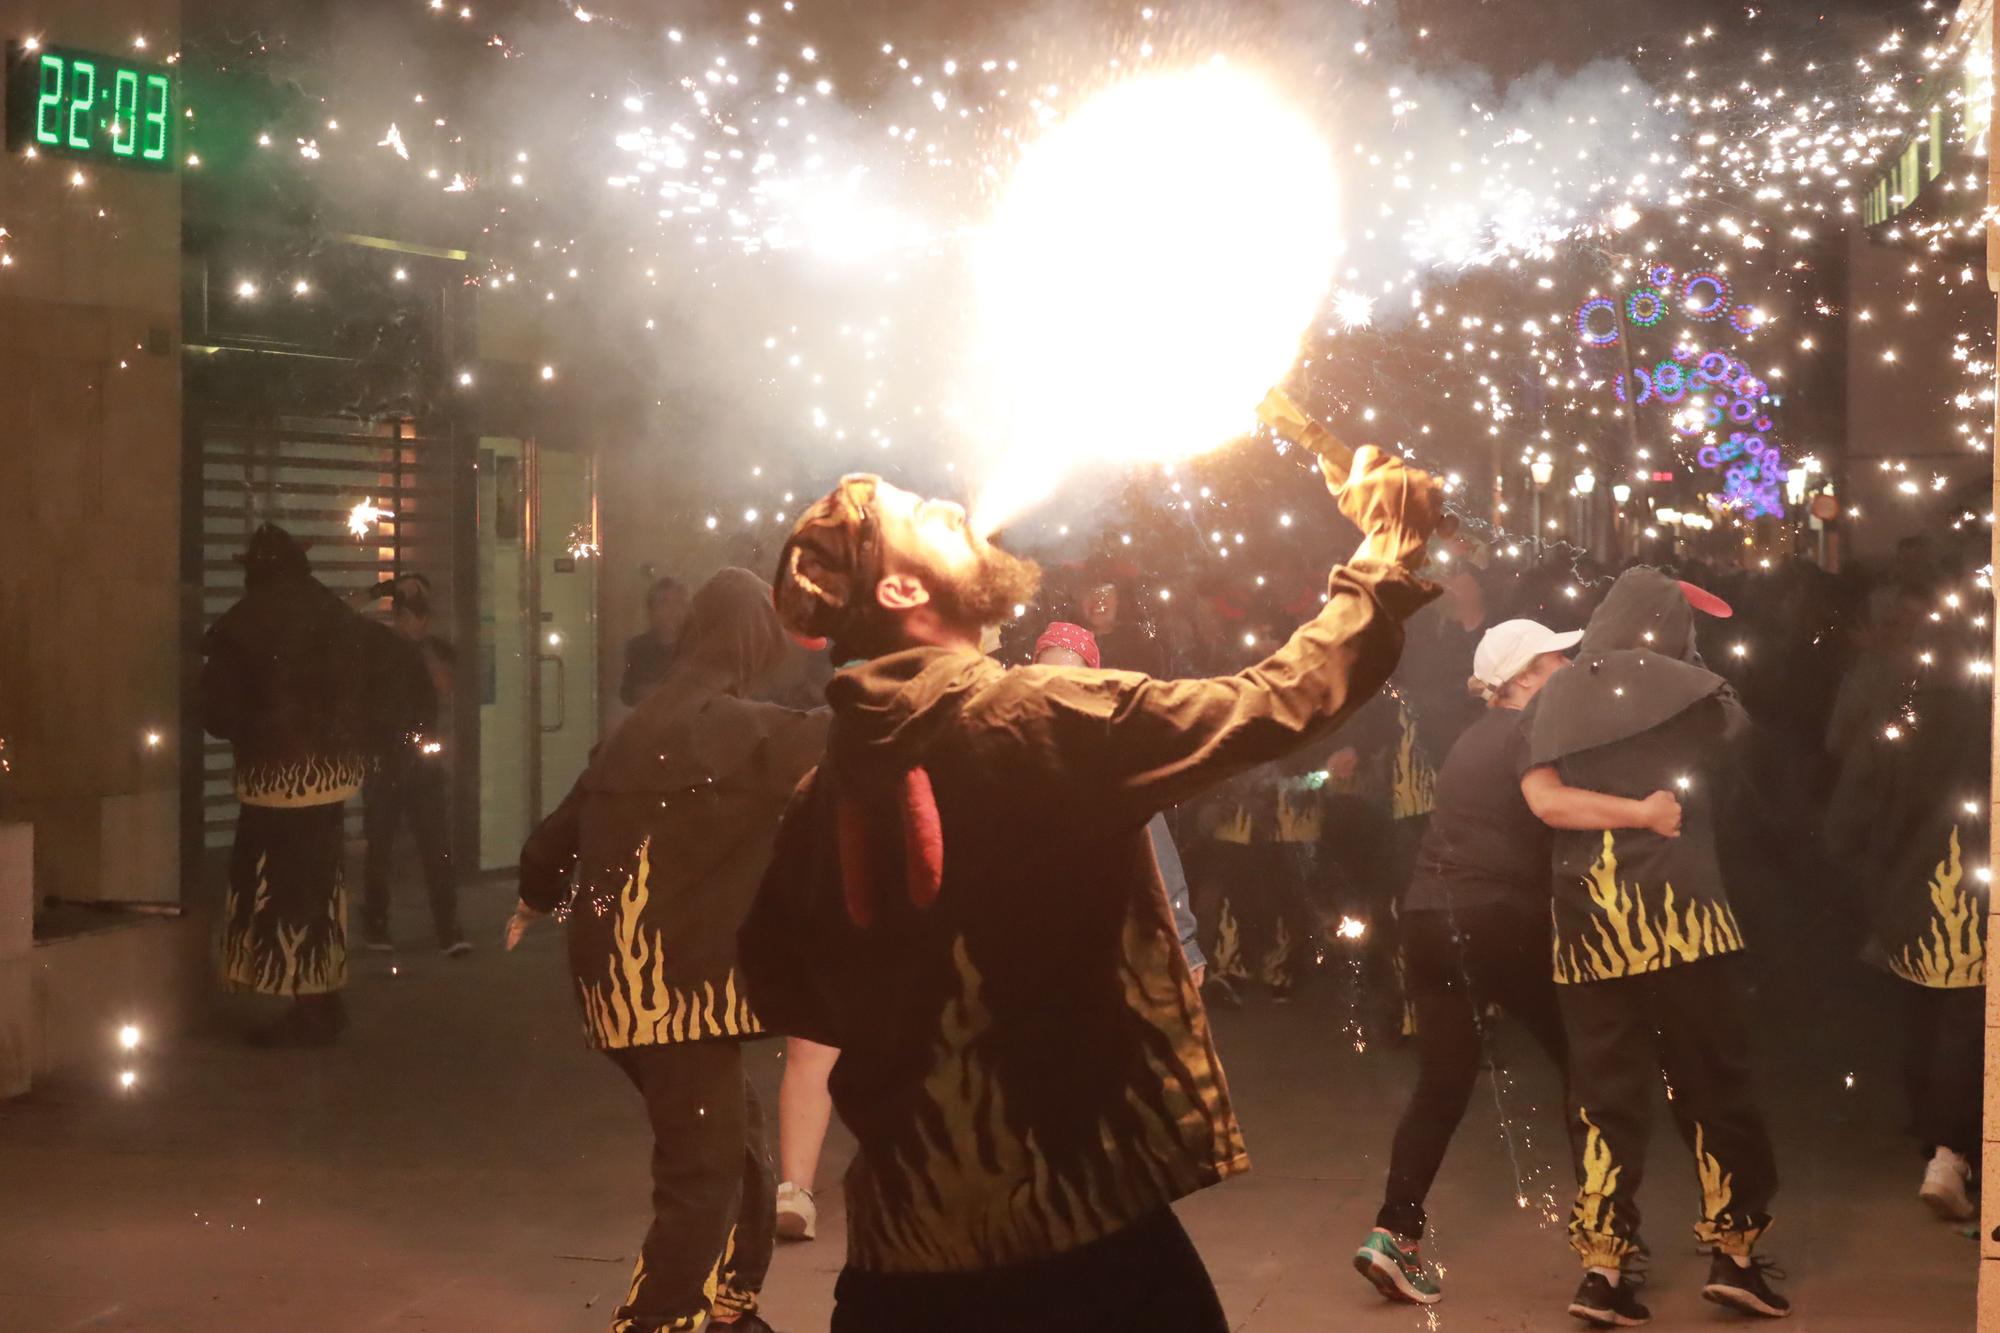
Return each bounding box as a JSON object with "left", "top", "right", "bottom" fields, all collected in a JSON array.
[{"left": 360, "top": 573, "right": 468, "bottom": 957}]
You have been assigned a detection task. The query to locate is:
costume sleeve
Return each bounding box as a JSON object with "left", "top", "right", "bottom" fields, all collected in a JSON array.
[
  {"left": 756, "top": 706, "right": 833, "bottom": 796},
  {"left": 199, "top": 626, "right": 252, "bottom": 743},
  {"left": 517, "top": 780, "right": 585, "bottom": 914},
  {"left": 738, "top": 777, "right": 843, "bottom": 1047},
  {"left": 1037, "top": 559, "right": 1437, "bottom": 825}
]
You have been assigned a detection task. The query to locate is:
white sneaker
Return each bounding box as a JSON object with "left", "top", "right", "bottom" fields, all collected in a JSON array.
[
  {"left": 775, "top": 1181, "right": 817, "bottom": 1242},
  {"left": 1919, "top": 1147, "right": 1976, "bottom": 1222}
]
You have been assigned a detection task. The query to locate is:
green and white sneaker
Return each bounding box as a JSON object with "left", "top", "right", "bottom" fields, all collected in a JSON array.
[{"left": 1354, "top": 1228, "right": 1443, "bottom": 1305}]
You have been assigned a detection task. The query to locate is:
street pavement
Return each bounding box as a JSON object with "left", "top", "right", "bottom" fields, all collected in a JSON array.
[{"left": 1, "top": 880, "right": 1977, "bottom": 1332}]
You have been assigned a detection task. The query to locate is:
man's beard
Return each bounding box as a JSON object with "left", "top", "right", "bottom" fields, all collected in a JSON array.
[{"left": 930, "top": 543, "right": 1042, "bottom": 629}]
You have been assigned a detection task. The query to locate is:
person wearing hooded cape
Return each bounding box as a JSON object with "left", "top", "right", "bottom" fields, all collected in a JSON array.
[
  {"left": 1840, "top": 606, "right": 1990, "bottom": 1224},
  {"left": 512, "top": 568, "right": 830, "bottom": 1333},
  {"left": 1519, "top": 566, "right": 1788, "bottom": 1324},
  {"left": 740, "top": 448, "right": 1442, "bottom": 1333},
  {"left": 201, "top": 524, "right": 396, "bottom": 1047}
]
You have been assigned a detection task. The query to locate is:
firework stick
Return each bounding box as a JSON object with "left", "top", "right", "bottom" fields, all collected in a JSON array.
[{"left": 1255, "top": 388, "right": 1460, "bottom": 539}]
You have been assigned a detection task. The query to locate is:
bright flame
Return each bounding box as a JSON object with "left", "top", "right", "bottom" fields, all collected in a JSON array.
[
  {"left": 968, "top": 64, "right": 1340, "bottom": 532},
  {"left": 1335, "top": 915, "right": 1368, "bottom": 940}
]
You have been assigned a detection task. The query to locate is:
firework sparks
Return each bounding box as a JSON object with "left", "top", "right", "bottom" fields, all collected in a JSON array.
[{"left": 347, "top": 498, "right": 393, "bottom": 538}]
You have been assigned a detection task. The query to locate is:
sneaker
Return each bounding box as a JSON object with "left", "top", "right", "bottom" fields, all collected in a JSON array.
[
  {"left": 1353, "top": 1229, "right": 1441, "bottom": 1305},
  {"left": 1701, "top": 1253, "right": 1791, "bottom": 1319},
  {"left": 1201, "top": 976, "right": 1243, "bottom": 1010},
  {"left": 775, "top": 1182, "right": 817, "bottom": 1242},
  {"left": 1568, "top": 1271, "right": 1650, "bottom": 1327},
  {"left": 1920, "top": 1147, "right": 1977, "bottom": 1222},
  {"left": 442, "top": 939, "right": 474, "bottom": 959}
]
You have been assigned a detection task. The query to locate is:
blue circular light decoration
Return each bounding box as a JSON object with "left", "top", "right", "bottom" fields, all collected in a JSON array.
[
  {"left": 1697, "top": 351, "right": 1732, "bottom": 382},
  {"left": 1682, "top": 271, "right": 1730, "bottom": 321},
  {"left": 1648, "top": 263, "right": 1677, "bottom": 289},
  {"left": 1576, "top": 298, "right": 1620, "bottom": 346},
  {"left": 1755, "top": 415, "right": 1773, "bottom": 432},
  {"left": 1627, "top": 289, "right": 1666, "bottom": 327},
  {"left": 1729, "top": 397, "right": 1758, "bottom": 423},
  {"left": 1730, "top": 305, "right": 1763, "bottom": 335},
  {"left": 1653, "top": 360, "right": 1687, "bottom": 402}
]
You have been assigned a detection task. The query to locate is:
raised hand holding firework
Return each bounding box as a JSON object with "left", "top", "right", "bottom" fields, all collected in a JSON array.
[{"left": 1256, "top": 387, "right": 1452, "bottom": 569}]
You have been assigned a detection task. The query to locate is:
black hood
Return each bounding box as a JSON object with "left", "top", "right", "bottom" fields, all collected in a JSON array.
[
  {"left": 1579, "top": 567, "right": 1697, "bottom": 661},
  {"left": 1526, "top": 567, "right": 1727, "bottom": 767}
]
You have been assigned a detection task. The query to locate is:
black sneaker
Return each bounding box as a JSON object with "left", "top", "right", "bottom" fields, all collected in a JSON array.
[
  {"left": 1568, "top": 1271, "right": 1650, "bottom": 1327},
  {"left": 1702, "top": 1253, "right": 1790, "bottom": 1319}
]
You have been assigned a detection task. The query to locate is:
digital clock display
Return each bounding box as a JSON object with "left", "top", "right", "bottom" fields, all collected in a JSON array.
[{"left": 5, "top": 42, "right": 174, "bottom": 169}]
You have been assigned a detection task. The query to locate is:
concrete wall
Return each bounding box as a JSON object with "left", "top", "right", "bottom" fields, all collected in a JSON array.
[{"left": 0, "top": 1, "right": 183, "bottom": 908}]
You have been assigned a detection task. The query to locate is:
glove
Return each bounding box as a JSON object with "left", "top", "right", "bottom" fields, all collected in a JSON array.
[{"left": 1335, "top": 446, "right": 1444, "bottom": 573}]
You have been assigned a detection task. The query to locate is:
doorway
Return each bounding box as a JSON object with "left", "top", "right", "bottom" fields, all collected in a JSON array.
[{"left": 476, "top": 438, "right": 598, "bottom": 871}]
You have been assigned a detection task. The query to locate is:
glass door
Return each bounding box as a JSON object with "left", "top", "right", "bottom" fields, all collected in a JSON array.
[{"left": 475, "top": 438, "right": 597, "bottom": 871}]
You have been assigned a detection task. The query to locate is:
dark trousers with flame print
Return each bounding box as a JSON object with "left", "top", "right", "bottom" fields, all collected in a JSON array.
[
  {"left": 607, "top": 1039, "right": 776, "bottom": 1332},
  {"left": 1558, "top": 956, "right": 1777, "bottom": 1269}
]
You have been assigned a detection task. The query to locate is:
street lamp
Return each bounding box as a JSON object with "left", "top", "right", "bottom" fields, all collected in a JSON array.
[
  {"left": 1574, "top": 469, "right": 1597, "bottom": 495},
  {"left": 1529, "top": 453, "right": 1553, "bottom": 542},
  {"left": 1612, "top": 483, "right": 1632, "bottom": 504}
]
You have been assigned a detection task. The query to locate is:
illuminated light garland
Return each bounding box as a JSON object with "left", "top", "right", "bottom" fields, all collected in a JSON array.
[
  {"left": 1652, "top": 359, "right": 1688, "bottom": 402},
  {"left": 1647, "top": 262, "right": 1677, "bottom": 289},
  {"left": 1682, "top": 269, "right": 1731, "bottom": 320},
  {"left": 1626, "top": 288, "right": 1666, "bottom": 326},
  {"left": 1576, "top": 297, "right": 1620, "bottom": 346},
  {"left": 1730, "top": 305, "right": 1765, "bottom": 335}
]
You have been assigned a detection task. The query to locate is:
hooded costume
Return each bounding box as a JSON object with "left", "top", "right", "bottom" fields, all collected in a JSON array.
[
  {"left": 201, "top": 525, "right": 392, "bottom": 1001},
  {"left": 1527, "top": 566, "right": 1747, "bottom": 984},
  {"left": 1524, "top": 567, "right": 1776, "bottom": 1273},
  {"left": 1848, "top": 628, "right": 1990, "bottom": 1166},
  {"left": 742, "top": 469, "right": 1437, "bottom": 1286},
  {"left": 518, "top": 568, "right": 829, "bottom": 1333}
]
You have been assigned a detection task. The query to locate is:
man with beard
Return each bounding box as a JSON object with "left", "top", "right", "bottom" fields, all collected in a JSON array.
[{"left": 739, "top": 455, "right": 1441, "bottom": 1333}]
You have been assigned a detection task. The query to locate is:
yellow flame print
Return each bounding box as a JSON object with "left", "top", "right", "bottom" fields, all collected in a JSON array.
[
  {"left": 579, "top": 839, "right": 761, "bottom": 1049},
  {"left": 235, "top": 755, "right": 366, "bottom": 808},
  {"left": 1260, "top": 915, "right": 1295, "bottom": 988},
  {"left": 1569, "top": 1109, "right": 1636, "bottom": 1267},
  {"left": 219, "top": 852, "right": 347, "bottom": 996},
  {"left": 848, "top": 923, "right": 1245, "bottom": 1273},
  {"left": 1890, "top": 826, "right": 1985, "bottom": 989},
  {"left": 1214, "top": 899, "right": 1247, "bottom": 982},
  {"left": 1276, "top": 788, "right": 1322, "bottom": 843},
  {"left": 1390, "top": 704, "right": 1437, "bottom": 819},
  {"left": 1554, "top": 834, "right": 1743, "bottom": 984},
  {"left": 610, "top": 1250, "right": 712, "bottom": 1332}
]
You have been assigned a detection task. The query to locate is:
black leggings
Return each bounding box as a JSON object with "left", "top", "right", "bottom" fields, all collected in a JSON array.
[
  {"left": 1899, "top": 978, "right": 1985, "bottom": 1160},
  {"left": 830, "top": 1209, "right": 1226, "bottom": 1333},
  {"left": 1376, "top": 905, "right": 1568, "bottom": 1239}
]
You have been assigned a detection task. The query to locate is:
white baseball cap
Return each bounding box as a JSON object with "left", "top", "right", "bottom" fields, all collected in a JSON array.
[{"left": 1473, "top": 619, "right": 1584, "bottom": 691}]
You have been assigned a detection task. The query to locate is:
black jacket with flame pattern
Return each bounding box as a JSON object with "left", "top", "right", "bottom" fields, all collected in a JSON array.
[
  {"left": 739, "top": 557, "right": 1435, "bottom": 1275},
  {"left": 518, "top": 569, "right": 832, "bottom": 1049},
  {"left": 1858, "top": 672, "right": 1989, "bottom": 989}
]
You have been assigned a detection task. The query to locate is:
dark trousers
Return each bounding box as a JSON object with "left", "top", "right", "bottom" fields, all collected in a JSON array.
[
  {"left": 1559, "top": 956, "right": 1777, "bottom": 1268},
  {"left": 1899, "top": 980, "right": 1985, "bottom": 1160},
  {"left": 1207, "top": 842, "right": 1316, "bottom": 990},
  {"left": 361, "top": 752, "right": 459, "bottom": 945},
  {"left": 607, "top": 1041, "right": 776, "bottom": 1332},
  {"left": 831, "top": 1208, "right": 1226, "bottom": 1333},
  {"left": 1377, "top": 905, "right": 1568, "bottom": 1238}
]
